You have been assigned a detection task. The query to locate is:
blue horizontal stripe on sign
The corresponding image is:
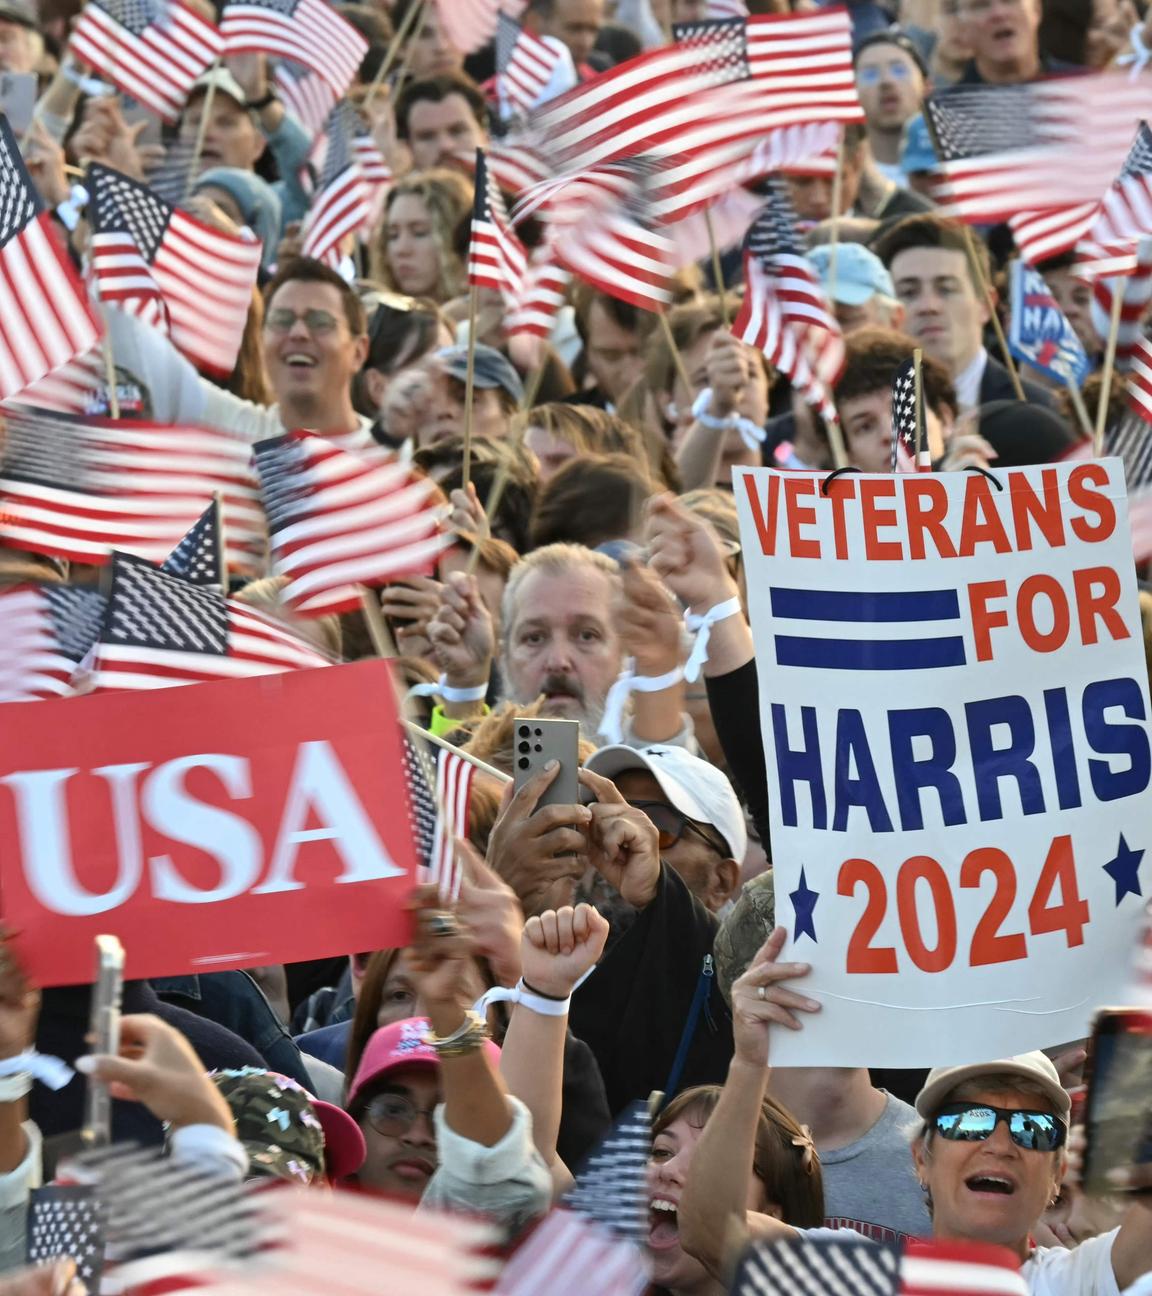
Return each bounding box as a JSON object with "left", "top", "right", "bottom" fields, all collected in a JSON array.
[
  {"left": 769, "top": 587, "right": 961, "bottom": 622},
  {"left": 774, "top": 635, "right": 968, "bottom": 669}
]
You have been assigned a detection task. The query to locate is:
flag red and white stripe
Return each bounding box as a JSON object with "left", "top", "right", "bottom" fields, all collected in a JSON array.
[
  {"left": 70, "top": 0, "right": 224, "bottom": 122},
  {"left": 300, "top": 103, "right": 371, "bottom": 267},
  {"left": 432, "top": 0, "right": 501, "bottom": 54},
  {"left": 87, "top": 164, "right": 262, "bottom": 378},
  {"left": 556, "top": 215, "right": 675, "bottom": 312},
  {"left": 0, "top": 585, "right": 94, "bottom": 702},
  {"left": 220, "top": 0, "right": 367, "bottom": 94},
  {"left": 0, "top": 408, "right": 264, "bottom": 570},
  {"left": 506, "top": 250, "right": 571, "bottom": 342},
  {"left": 274, "top": 59, "right": 339, "bottom": 134},
  {"left": 496, "top": 13, "right": 563, "bottom": 115},
  {"left": 1091, "top": 237, "right": 1152, "bottom": 370},
  {"left": 468, "top": 149, "right": 527, "bottom": 303},
  {"left": 1128, "top": 335, "right": 1152, "bottom": 422},
  {"left": 6, "top": 348, "right": 106, "bottom": 415},
  {"left": 429, "top": 748, "right": 475, "bottom": 902},
  {"left": 496, "top": 1210, "right": 648, "bottom": 1296},
  {"left": 253, "top": 430, "right": 451, "bottom": 618},
  {"left": 0, "top": 116, "right": 102, "bottom": 402}
]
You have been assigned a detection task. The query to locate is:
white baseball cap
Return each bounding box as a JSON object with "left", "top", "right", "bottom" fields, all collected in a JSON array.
[
  {"left": 915, "top": 1051, "right": 1070, "bottom": 1122},
  {"left": 585, "top": 744, "right": 747, "bottom": 862}
]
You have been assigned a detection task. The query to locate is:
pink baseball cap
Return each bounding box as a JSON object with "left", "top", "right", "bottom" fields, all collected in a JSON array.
[{"left": 347, "top": 1017, "right": 500, "bottom": 1110}]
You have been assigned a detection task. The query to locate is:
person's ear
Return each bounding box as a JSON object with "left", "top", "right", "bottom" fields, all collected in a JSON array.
[
  {"left": 363, "top": 366, "right": 387, "bottom": 409},
  {"left": 911, "top": 1134, "right": 929, "bottom": 1184},
  {"left": 351, "top": 332, "right": 370, "bottom": 370},
  {"left": 712, "top": 857, "right": 741, "bottom": 910}
]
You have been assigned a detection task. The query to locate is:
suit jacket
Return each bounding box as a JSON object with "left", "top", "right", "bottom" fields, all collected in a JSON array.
[{"left": 979, "top": 355, "right": 1058, "bottom": 410}]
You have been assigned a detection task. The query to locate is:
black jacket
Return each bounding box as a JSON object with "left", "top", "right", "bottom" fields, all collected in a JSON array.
[{"left": 979, "top": 355, "right": 1058, "bottom": 409}]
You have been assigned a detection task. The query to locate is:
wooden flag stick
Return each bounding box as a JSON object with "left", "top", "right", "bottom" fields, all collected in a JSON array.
[
  {"left": 462, "top": 356, "right": 547, "bottom": 578},
  {"left": 360, "top": 585, "right": 398, "bottom": 658},
  {"left": 460, "top": 281, "right": 481, "bottom": 489},
  {"left": 827, "top": 128, "right": 846, "bottom": 302},
  {"left": 658, "top": 310, "right": 693, "bottom": 401},
  {"left": 703, "top": 208, "right": 730, "bottom": 327},
  {"left": 403, "top": 718, "right": 511, "bottom": 783},
  {"left": 185, "top": 60, "right": 220, "bottom": 200},
  {"left": 824, "top": 410, "right": 849, "bottom": 470},
  {"left": 212, "top": 490, "right": 227, "bottom": 584},
  {"left": 98, "top": 305, "right": 120, "bottom": 419},
  {"left": 1094, "top": 286, "right": 1126, "bottom": 457},
  {"left": 364, "top": 0, "right": 425, "bottom": 105},
  {"left": 913, "top": 346, "right": 925, "bottom": 466},
  {"left": 962, "top": 227, "right": 1026, "bottom": 403},
  {"left": 1066, "top": 378, "right": 1094, "bottom": 444}
]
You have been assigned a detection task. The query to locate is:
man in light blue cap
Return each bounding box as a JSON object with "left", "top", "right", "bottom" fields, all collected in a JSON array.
[{"left": 806, "top": 242, "right": 904, "bottom": 334}]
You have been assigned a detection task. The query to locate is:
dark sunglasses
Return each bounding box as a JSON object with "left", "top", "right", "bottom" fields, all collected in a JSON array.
[
  {"left": 627, "top": 800, "right": 729, "bottom": 857},
  {"left": 932, "top": 1102, "right": 1067, "bottom": 1152}
]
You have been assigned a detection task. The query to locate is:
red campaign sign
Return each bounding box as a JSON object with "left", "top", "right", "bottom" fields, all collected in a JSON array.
[{"left": 0, "top": 660, "right": 416, "bottom": 986}]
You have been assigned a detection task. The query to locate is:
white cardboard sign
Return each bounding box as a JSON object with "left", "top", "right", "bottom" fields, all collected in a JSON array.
[{"left": 734, "top": 460, "right": 1152, "bottom": 1066}]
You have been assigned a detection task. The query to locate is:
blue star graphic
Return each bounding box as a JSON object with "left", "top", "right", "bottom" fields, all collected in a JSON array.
[
  {"left": 790, "top": 866, "right": 820, "bottom": 943},
  {"left": 1104, "top": 834, "right": 1144, "bottom": 904}
]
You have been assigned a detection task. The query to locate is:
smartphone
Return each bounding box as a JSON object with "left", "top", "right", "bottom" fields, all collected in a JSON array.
[
  {"left": 512, "top": 717, "right": 580, "bottom": 809},
  {"left": 119, "top": 95, "right": 163, "bottom": 152},
  {"left": 82, "top": 935, "right": 125, "bottom": 1149},
  {"left": 0, "top": 72, "right": 36, "bottom": 136},
  {"left": 1080, "top": 1008, "right": 1152, "bottom": 1194}
]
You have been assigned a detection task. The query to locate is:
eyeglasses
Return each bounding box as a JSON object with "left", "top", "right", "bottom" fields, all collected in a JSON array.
[
  {"left": 265, "top": 307, "right": 341, "bottom": 336},
  {"left": 364, "top": 1092, "right": 437, "bottom": 1136},
  {"left": 931, "top": 1102, "right": 1067, "bottom": 1152},
  {"left": 627, "top": 800, "right": 730, "bottom": 858}
]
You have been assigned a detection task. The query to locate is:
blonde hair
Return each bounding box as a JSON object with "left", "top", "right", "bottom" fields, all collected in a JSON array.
[
  {"left": 376, "top": 169, "right": 472, "bottom": 302},
  {"left": 233, "top": 575, "right": 342, "bottom": 658}
]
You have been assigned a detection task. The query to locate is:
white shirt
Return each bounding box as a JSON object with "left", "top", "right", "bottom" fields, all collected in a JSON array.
[{"left": 954, "top": 346, "right": 990, "bottom": 413}]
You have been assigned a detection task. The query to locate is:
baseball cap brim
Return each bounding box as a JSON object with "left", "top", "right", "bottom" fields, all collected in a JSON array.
[
  {"left": 585, "top": 745, "right": 726, "bottom": 846},
  {"left": 828, "top": 280, "right": 877, "bottom": 307},
  {"left": 312, "top": 1099, "right": 367, "bottom": 1180},
  {"left": 915, "top": 1057, "right": 1070, "bottom": 1122}
]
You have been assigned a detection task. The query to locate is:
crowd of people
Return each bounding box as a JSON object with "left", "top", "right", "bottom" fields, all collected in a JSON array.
[{"left": 0, "top": 0, "right": 1151, "bottom": 1292}]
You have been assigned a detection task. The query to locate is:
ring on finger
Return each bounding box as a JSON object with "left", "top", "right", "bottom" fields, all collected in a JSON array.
[
  {"left": 757, "top": 984, "right": 766, "bottom": 1001},
  {"left": 426, "top": 910, "right": 460, "bottom": 939}
]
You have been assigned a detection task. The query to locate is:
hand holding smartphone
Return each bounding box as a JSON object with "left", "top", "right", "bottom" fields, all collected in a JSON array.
[
  {"left": 1080, "top": 1008, "right": 1152, "bottom": 1195},
  {"left": 512, "top": 717, "right": 580, "bottom": 809},
  {"left": 82, "top": 936, "right": 124, "bottom": 1149}
]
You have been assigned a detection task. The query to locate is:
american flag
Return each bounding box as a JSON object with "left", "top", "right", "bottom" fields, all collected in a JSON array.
[
  {"left": 91, "top": 551, "right": 333, "bottom": 691},
  {"left": 5, "top": 347, "right": 106, "bottom": 416},
  {"left": 926, "top": 76, "right": 1149, "bottom": 236},
  {"left": 26, "top": 1185, "right": 104, "bottom": 1289},
  {"left": 70, "top": 0, "right": 223, "bottom": 122},
  {"left": 496, "top": 1210, "right": 649, "bottom": 1296},
  {"left": 87, "top": 164, "right": 263, "bottom": 378},
  {"left": 1091, "top": 237, "right": 1152, "bottom": 372},
  {"left": 562, "top": 1101, "right": 650, "bottom": 1245},
  {"left": 468, "top": 149, "right": 527, "bottom": 304},
  {"left": 707, "top": 0, "right": 749, "bottom": 13},
  {"left": 119, "top": 1183, "right": 495, "bottom": 1296},
  {"left": 890, "top": 358, "right": 919, "bottom": 472},
  {"left": 0, "top": 583, "right": 106, "bottom": 701},
  {"left": 1078, "top": 121, "right": 1152, "bottom": 278},
  {"left": 0, "top": 115, "right": 101, "bottom": 404},
  {"left": 733, "top": 182, "right": 844, "bottom": 413},
  {"left": 403, "top": 734, "right": 475, "bottom": 902},
  {"left": 275, "top": 58, "right": 338, "bottom": 135},
  {"left": 484, "top": 141, "right": 552, "bottom": 201},
  {"left": 730, "top": 1234, "right": 1029, "bottom": 1296},
  {"left": 506, "top": 249, "right": 571, "bottom": 345},
  {"left": 253, "top": 430, "right": 450, "bottom": 618},
  {"left": 301, "top": 102, "right": 371, "bottom": 268},
  {"left": 540, "top": 159, "right": 676, "bottom": 312},
  {"left": 1128, "top": 335, "right": 1152, "bottom": 423},
  {"left": 496, "top": 13, "right": 562, "bottom": 117},
  {"left": 163, "top": 497, "right": 224, "bottom": 586},
  {"left": 220, "top": 0, "right": 367, "bottom": 96},
  {"left": 1106, "top": 412, "right": 1152, "bottom": 563},
  {"left": 432, "top": 0, "right": 502, "bottom": 55},
  {"left": 0, "top": 406, "right": 265, "bottom": 569}
]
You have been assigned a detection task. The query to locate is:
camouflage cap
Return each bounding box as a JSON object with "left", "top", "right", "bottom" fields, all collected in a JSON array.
[
  {"left": 713, "top": 871, "right": 776, "bottom": 1007},
  {"left": 213, "top": 1068, "right": 326, "bottom": 1186}
]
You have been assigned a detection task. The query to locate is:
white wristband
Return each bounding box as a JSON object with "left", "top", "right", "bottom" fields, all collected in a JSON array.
[
  {"left": 691, "top": 387, "right": 735, "bottom": 430},
  {"left": 0, "top": 1074, "right": 30, "bottom": 1101},
  {"left": 684, "top": 596, "right": 743, "bottom": 682},
  {"left": 734, "top": 415, "right": 767, "bottom": 449},
  {"left": 598, "top": 658, "right": 685, "bottom": 745},
  {"left": 407, "top": 676, "right": 489, "bottom": 703},
  {"left": 0, "top": 1049, "right": 74, "bottom": 1093},
  {"left": 473, "top": 969, "right": 594, "bottom": 1019},
  {"left": 437, "top": 675, "right": 488, "bottom": 703}
]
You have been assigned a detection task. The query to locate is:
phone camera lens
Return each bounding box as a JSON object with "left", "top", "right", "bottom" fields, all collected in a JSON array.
[
  {"left": 518, "top": 725, "right": 530, "bottom": 737},
  {"left": 518, "top": 757, "right": 530, "bottom": 769},
  {"left": 534, "top": 744, "right": 543, "bottom": 753},
  {"left": 518, "top": 741, "right": 530, "bottom": 753},
  {"left": 534, "top": 728, "right": 542, "bottom": 736}
]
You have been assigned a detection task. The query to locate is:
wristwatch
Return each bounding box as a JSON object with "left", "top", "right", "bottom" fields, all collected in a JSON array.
[{"left": 247, "top": 88, "right": 279, "bottom": 111}]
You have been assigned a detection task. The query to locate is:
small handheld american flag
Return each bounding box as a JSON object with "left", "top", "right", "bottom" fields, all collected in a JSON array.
[
  {"left": 26, "top": 1185, "right": 104, "bottom": 1289},
  {"left": 0, "top": 584, "right": 107, "bottom": 702},
  {"left": 403, "top": 733, "right": 475, "bottom": 902},
  {"left": 220, "top": 0, "right": 367, "bottom": 95},
  {"left": 468, "top": 149, "right": 527, "bottom": 304},
  {"left": 0, "top": 114, "right": 101, "bottom": 404},
  {"left": 300, "top": 102, "right": 371, "bottom": 267},
  {"left": 253, "top": 430, "right": 450, "bottom": 619},
  {"left": 87, "top": 163, "right": 264, "bottom": 378},
  {"left": 162, "top": 497, "right": 225, "bottom": 586},
  {"left": 890, "top": 358, "right": 924, "bottom": 472},
  {"left": 562, "top": 1101, "right": 650, "bottom": 1244},
  {"left": 69, "top": 0, "right": 224, "bottom": 122},
  {"left": 495, "top": 13, "right": 562, "bottom": 118}
]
